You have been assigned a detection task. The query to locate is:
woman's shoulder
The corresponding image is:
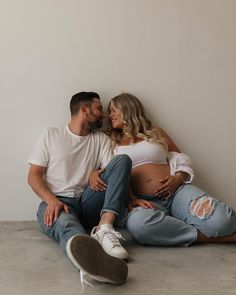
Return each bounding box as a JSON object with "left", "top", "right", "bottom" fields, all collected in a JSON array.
[
  {"left": 153, "top": 126, "right": 180, "bottom": 152},
  {"left": 119, "top": 136, "right": 132, "bottom": 145},
  {"left": 150, "top": 125, "right": 163, "bottom": 135}
]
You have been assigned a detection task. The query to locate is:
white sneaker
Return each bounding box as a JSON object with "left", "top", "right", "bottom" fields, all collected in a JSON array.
[
  {"left": 91, "top": 224, "right": 129, "bottom": 260},
  {"left": 66, "top": 235, "right": 128, "bottom": 288}
]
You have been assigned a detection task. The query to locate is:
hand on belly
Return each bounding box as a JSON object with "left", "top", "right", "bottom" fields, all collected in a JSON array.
[
  {"left": 132, "top": 177, "right": 179, "bottom": 197},
  {"left": 131, "top": 163, "right": 172, "bottom": 196},
  {"left": 153, "top": 175, "right": 183, "bottom": 197}
]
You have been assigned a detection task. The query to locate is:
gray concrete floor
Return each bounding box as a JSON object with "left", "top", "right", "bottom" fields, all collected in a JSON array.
[{"left": 0, "top": 221, "right": 236, "bottom": 295}]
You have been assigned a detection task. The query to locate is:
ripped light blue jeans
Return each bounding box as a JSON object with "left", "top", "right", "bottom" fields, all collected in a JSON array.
[{"left": 126, "top": 184, "right": 236, "bottom": 246}]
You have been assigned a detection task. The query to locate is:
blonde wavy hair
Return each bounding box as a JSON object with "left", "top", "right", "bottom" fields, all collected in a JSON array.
[{"left": 108, "top": 93, "right": 167, "bottom": 149}]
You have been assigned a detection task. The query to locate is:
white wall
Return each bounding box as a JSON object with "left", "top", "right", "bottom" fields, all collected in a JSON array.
[{"left": 0, "top": 0, "right": 235, "bottom": 220}]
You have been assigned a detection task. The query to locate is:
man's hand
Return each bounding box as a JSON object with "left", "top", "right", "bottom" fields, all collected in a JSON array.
[
  {"left": 154, "top": 174, "right": 183, "bottom": 197},
  {"left": 128, "top": 198, "right": 156, "bottom": 212},
  {"left": 44, "top": 198, "right": 69, "bottom": 226},
  {"left": 89, "top": 169, "right": 107, "bottom": 191},
  {"left": 28, "top": 164, "right": 70, "bottom": 226}
]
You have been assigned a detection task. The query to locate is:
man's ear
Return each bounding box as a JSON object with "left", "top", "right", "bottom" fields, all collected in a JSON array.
[{"left": 80, "top": 105, "right": 89, "bottom": 117}]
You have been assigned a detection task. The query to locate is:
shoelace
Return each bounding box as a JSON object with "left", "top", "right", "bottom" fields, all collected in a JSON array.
[
  {"left": 80, "top": 270, "right": 94, "bottom": 291},
  {"left": 97, "top": 228, "right": 125, "bottom": 248}
]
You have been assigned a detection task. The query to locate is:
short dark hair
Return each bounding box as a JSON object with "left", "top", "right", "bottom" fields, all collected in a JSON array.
[{"left": 70, "top": 92, "right": 100, "bottom": 116}]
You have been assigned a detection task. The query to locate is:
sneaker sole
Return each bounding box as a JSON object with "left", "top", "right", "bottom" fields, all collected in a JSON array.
[{"left": 66, "top": 235, "right": 128, "bottom": 285}]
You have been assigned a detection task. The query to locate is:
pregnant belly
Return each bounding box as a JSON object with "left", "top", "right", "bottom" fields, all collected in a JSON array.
[{"left": 130, "top": 163, "right": 170, "bottom": 196}]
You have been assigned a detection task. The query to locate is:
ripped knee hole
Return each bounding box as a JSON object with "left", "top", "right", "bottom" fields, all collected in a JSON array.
[{"left": 190, "top": 195, "right": 215, "bottom": 219}]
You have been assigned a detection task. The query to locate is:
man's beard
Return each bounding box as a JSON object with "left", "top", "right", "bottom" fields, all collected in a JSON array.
[{"left": 87, "top": 118, "right": 103, "bottom": 130}]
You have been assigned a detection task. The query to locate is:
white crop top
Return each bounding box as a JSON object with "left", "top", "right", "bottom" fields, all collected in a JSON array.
[{"left": 114, "top": 140, "right": 168, "bottom": 168}]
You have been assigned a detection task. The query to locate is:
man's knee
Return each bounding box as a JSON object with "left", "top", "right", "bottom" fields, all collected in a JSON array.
[
  {"left": 37, "top": 202, "right": 47, "bottom": 228},
  {"left": 110, "top": 154, "right": 132, "bottom": 168},
  {"left": 37, "top": 203, "right": 78, "bottom": 234},
  {"left": 104, "top": 155, "right": 132, "bottom": 180}
]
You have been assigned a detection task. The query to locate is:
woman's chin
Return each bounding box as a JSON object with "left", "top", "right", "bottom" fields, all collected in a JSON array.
[
  {"left": 111, "top": 122, "right": 118, "bottom": 129},
  {"left": 112, "top": 124, "right": 122, "bottom": 130}
]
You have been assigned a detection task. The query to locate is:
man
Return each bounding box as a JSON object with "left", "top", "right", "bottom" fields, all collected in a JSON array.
[{"left": 27, "top": 92, "right": 131, "bottom": 286}]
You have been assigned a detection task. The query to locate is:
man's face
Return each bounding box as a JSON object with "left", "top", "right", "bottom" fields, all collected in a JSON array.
[{"left": 87, "top": 98, "right": 105, "bottom": 129}]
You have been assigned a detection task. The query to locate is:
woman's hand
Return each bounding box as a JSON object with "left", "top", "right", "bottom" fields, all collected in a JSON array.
[
  {"left": 128, "top": 198, "right": 156, "bottom": 212},
  {"left": 89, "top": 169, "right": 107, "bottom": 191},
  {"left": 154, "top": 174, "right": 183, "bottom": 198}
]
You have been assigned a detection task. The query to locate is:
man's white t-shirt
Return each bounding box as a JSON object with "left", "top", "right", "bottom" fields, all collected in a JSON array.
[{"left": 28, "top": 126, "right": 113, "bottom": 198}]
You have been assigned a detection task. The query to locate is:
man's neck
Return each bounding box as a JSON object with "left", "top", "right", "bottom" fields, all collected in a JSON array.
[{"left": 68, "top": 120, "right": 90, "bottom": 136}]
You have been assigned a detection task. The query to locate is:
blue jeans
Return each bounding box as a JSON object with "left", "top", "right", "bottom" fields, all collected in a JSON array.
[
  {"left": 37, "top": 155, "right": 132, "bottom": 252},
  {"left": 126, "top": 184, "right": 236, "bottom": 246}
]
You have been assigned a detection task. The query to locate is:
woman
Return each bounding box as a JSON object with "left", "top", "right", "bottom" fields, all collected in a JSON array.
[{"left": 107, "top": 93, "right": 236, "bottom": 246}]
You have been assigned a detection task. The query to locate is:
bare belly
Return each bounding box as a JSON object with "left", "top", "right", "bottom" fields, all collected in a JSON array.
[{"left": 130, "top": 163, "right": 170, "bottom": 196}]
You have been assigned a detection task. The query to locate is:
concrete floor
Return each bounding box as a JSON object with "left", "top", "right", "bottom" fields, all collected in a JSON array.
[{"left": 0, "top": 221, "right": 236, "bottom": 295}]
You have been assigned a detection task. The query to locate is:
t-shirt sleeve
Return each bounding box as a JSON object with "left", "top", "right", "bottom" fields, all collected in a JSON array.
[
  {"left": 27, "top": 129, "right": 49, "bottom": 167},
  {"left": 99, "top": 134, "right": 114, "bottom": 169}
]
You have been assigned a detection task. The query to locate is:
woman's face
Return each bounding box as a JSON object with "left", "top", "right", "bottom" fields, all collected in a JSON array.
[{"left": 109, "top": 105, "right": 124, "bottom": 129}]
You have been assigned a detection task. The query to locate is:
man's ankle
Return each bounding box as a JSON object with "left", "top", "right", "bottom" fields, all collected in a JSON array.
[{"left": 100, "top": 211, "right": 116, "bottom": 225}]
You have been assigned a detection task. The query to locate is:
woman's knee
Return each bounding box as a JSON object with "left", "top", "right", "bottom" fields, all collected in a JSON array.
[
  {"left": 174, "top": 184, "right": 207, "bottom": 206},
  {"left": 211, "top": 204, "right": 236, "bottom": 236},
  {"left": 191, "top": 196, "right": 236, "bottom": 237}
]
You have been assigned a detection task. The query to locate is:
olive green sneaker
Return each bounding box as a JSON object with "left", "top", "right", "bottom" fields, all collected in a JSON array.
[{"left": 66, "top": 235, "right": 128, "bottom": 287}]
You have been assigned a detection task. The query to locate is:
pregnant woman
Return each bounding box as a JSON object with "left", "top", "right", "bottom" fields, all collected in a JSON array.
[{"left": 108, "top": 93, "right": 236, "bottom": 246}]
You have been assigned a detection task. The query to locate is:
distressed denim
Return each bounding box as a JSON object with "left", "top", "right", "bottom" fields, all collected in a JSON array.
[
  {"left": 37, "top": 154, "right": 132, "bottom": 252},
  {"left": 126, "top": 184, "right": 236, "bottom": 246}
]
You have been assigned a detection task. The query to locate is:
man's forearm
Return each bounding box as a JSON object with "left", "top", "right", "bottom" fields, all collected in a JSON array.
[{"left": 28, "top": 174, "right": 57, "bottom": 204}]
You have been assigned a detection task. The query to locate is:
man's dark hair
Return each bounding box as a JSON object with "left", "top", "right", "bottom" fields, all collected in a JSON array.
[{"left": 70, "top": 92, "right": 100, "bottom": 116}]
